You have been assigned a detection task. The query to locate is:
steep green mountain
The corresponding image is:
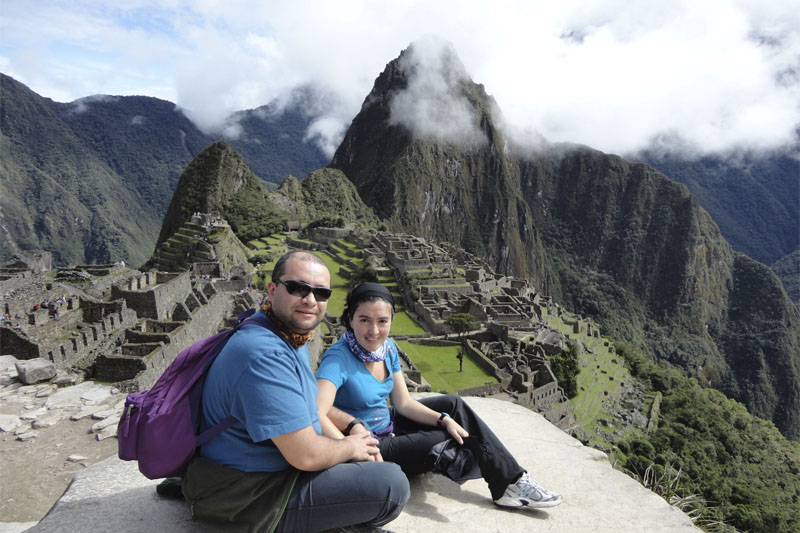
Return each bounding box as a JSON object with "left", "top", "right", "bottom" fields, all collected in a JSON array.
[
  {"left": 153, "top": 141, "right": 287, "bottom": 248},
  {"left": 771, "top": 250, "right": 800, "bottom": 307},
  {"left": 0, "top": 74, "right": 203, "bottom": 266},
  {"left": 617, "top": 345, "right": 800, "bottom": 532},
  {"left": 0, "top": 74, "right": 327, "bottom": 267},
  {"left": 274, "top": 168, "right": 381, "bottom": 226},
  {"left": 148, "top": 142, "right": 377, "bottom": 262},
  {"left": 330, "top": 41, "right": 800, "bottom": 440},
  {"left": 637, "top": 150, "right": 799, "bottom": 266}
]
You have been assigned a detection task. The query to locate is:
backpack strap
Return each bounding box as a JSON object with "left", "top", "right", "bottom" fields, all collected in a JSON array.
[{"left": 196, "top": 416, "right": 238, "bottom": 446}]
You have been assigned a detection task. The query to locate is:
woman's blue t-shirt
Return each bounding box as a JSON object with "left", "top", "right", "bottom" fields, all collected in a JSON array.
[{"left": 316, "top": 336, "right": 402, "bottom": 433}]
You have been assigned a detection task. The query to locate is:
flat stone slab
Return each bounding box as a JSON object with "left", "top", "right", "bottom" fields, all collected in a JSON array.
[{"left": 27, "top": 396, "right": 699, "bottom": 532}]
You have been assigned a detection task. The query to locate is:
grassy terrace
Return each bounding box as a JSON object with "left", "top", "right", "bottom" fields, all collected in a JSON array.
[
  {"left": 541, "top": 306, "right": 629, "bottom": 445},
  {"left": 396, "top": 340, "right": 495, "bottom": 394}
]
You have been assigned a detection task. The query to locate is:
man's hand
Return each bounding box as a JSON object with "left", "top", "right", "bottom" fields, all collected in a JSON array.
[
  {"left": 346, "top": 422, "right": 383, "bottom": 461},
  {"left": 345, "top": 431, "right": 381, "bottom": 462}
]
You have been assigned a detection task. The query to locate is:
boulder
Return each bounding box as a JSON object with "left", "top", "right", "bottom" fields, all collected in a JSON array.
[{"left": 15, "top": 358, "right": 57, "bottom": 384}]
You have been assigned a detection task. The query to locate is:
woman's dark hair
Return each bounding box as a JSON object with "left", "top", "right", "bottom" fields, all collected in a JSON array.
[{"left": 340, "top": 282, "right": 394, "bottom": 331}]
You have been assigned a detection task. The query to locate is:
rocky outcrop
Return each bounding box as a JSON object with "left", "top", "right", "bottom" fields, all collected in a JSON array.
[{"left": 24, "top": 396, "right": 699, "bottom": 533}]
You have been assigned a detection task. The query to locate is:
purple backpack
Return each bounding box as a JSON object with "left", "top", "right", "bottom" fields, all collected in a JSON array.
[{"left": 117, "top": 310, "right": 275, "bottom": 479}]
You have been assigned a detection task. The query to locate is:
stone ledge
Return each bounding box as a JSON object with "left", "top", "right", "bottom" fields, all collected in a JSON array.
[{"left": 25, "top": 396, "right": 699, "bottom": 532}]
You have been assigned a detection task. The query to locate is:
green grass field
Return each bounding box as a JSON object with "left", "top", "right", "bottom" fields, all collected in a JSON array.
[
  {"left": 396, "top": 340, "right": 495, "bottom": 394},
  {"left": 390, "top": 311, "right": 426, "bottom": 335},
  {"left": 309, "top": 251, "right": 349, "bottom": 287}
]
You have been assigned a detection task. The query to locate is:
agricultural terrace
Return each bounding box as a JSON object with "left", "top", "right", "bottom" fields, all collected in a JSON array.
[{"left": 543, "top": 307, "right": 631, "bottom": 447}]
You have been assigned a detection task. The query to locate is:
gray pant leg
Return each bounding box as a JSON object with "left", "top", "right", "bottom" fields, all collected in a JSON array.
[{"left": 275, "top": 461, "right": 410, "bottom": 532}]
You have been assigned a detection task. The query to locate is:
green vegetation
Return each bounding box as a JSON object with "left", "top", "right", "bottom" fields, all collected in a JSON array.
[
  {"left": 549, "top": 339, "right": 580, "bottom": 398},
  {"left": 396, "top": 341, "right": 495, "bottom": 393},
  {"left": 444, "top": 313, "right": 476, "bottom": 336},
  {"left": 641, "top": 151, "right": 799, "bottom": 266},
  {"left": 614, "top": 345, "right": 800, "bottom": 532},
  {"left": 390, "top": 311, "right": 426, "bottom": 335},
  {"left": 771, "top": 249, "right": 800, "bottom": 306}
]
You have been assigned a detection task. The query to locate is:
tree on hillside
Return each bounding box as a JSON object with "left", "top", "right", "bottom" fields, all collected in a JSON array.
[
  {"left": 549, "top": 339, "right": 581, "bottom": 399},
  {"left": 446, "top": 313, "right": 476, "bottom": 337}
]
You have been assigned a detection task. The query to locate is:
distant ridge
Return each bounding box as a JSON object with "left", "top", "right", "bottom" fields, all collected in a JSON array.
[{"left": 0, "top": 74, "right": 327, "bottom": 267}]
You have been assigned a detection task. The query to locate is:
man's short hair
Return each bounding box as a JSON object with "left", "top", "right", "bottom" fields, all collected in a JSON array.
[{"left": 271, "top": 251, "right": 328, "bottom": 282}]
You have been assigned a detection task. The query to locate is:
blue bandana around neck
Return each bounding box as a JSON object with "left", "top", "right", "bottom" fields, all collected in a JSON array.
[{"left": 344, "top": 330, "right": 388, "bottom": 363}]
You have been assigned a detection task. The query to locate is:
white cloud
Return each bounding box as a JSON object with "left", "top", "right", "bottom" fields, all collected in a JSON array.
[
  {"left": 387, "top": 37, "right": 488, "bottom": 147},
  {"left": 2, "top": 0, "right": 799, "bottom": 157}
]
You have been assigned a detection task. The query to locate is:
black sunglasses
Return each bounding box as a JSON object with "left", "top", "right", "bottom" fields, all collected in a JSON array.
[{"left": 276, "top": 279, "right": 332, "bottom": 302}]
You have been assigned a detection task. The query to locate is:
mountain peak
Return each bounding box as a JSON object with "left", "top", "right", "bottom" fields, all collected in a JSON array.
[{"left": 358, "top": 38, "right": 496, "bottom": 147}]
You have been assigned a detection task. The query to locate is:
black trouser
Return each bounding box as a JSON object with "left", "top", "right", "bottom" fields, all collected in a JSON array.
[{"left": 377, "top": 395, "right": 524, "bottom": 501}]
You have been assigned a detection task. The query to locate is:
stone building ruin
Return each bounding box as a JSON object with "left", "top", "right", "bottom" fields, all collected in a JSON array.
[{"left": 1, "top": 215, "right": 258, "bottom": 392}]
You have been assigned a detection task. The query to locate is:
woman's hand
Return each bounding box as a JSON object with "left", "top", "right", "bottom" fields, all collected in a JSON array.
[{"left": 443, "top": 417, "right": 469, "bottom": 445}]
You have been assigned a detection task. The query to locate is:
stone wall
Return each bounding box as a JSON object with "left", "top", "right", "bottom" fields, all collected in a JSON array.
[
  {"left": 40, "top": 306, "right": 139, "bottom": 368},
  {"left": 0, "top": 326, "right": 39, "bottom": 359},
  {"left": 111, "top": 272, "right": 192, "bottom": 320},
  {"left": 101, "top": 289, "right": 235, "bottom": 391},
  {"left": 463, "top": 340, "right": 511, "bottom": 388}
]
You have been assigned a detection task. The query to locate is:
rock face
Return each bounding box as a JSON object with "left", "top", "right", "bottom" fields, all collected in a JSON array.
[
  {"left": 25, "top": 396, "right": 699, "bottom": 533},
  {"left": 330, "top": 39, "right": 800, "bottom": 441}
]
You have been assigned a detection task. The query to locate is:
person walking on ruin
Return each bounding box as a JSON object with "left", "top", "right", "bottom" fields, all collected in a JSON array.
[
  {"left": 316, "top": 282, "right": 562, "bottom": 510},
  {"left": 182, "top": 252, "right": 409, "bottom": 532}
]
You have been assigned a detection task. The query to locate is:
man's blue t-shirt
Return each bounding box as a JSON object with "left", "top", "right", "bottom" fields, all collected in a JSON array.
[
  {"left": 199, "top": 311, "right": 321, "bottom": 472},
  {"left": 316, "top": 336, "right": 402, "bottom": 433}
]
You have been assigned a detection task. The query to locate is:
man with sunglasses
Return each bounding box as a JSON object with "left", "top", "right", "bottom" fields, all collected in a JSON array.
[{"left": 182, "top": 251, "right": 410, "bottom": 532}]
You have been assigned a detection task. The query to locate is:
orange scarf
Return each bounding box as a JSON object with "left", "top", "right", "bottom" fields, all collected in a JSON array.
[{"left": 260, "top": 301, "right": 313, "bottom": 349}]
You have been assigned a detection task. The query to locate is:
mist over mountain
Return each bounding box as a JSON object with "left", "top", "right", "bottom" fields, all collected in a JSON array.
[{"left": 330, "top": 39, "right": 800, "bottom": 441}]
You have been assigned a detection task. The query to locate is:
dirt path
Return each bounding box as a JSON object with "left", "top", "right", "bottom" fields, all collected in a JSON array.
[{"left": 0, "top": 414, "right": 118, "bottom": 523}]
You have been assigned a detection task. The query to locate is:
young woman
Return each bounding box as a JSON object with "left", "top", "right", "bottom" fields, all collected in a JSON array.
[{"left": 316, "top": 282, "right": 562, "bottom": 509}]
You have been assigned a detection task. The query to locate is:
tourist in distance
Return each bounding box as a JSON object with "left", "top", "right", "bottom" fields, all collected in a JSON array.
[
  {"left": 182, "top": 252, "right": 409, "bottom": 532},
  {"left": 316, "top": 282, "right": 563, "bottom": 510}
]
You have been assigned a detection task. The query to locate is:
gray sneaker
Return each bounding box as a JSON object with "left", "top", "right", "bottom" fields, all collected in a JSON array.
[{"left": 494, "top": 473, "right": 563, "bottom": 508}]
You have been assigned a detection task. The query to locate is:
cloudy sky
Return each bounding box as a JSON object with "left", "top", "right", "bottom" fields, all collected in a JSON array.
[{"left": 2, "top": 0, "right": 799, "bottom": 158}]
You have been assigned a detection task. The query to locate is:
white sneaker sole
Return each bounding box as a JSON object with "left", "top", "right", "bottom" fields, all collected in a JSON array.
[{"left": 494, "top": 496, "right": 563, "bottom": 509}]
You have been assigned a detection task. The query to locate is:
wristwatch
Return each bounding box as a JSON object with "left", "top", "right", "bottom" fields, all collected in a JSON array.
[
  {"left": 437, "top": 412, "right": 451, "bottom": 426},
  {"left": 344, "top": 417, "right": 367, "bottom": 436}
]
